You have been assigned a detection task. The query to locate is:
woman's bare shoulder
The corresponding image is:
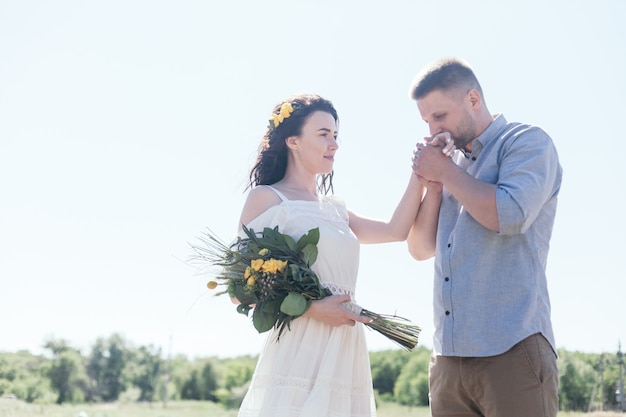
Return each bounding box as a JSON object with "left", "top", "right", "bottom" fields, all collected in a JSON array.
[{"left": 239, "top": 186, "right": 282, "bottom": 227}]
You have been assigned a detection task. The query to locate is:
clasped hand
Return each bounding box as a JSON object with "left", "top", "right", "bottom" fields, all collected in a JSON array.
[{"left": 412, "top": 132, "right": 456, "bottom": 186}]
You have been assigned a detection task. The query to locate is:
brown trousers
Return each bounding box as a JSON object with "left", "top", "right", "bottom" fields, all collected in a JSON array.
[{"left": 429, "top": 333, "right": 559, "bottom": 417}]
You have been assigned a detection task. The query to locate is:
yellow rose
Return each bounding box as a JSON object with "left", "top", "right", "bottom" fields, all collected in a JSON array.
[
  {"left": 260, "top": 260, "right": 274, "bottom": 274},
  {"left": 247, "top": 276, "right": 256, "bottom": 287},
  {"left": 259, "top": 248, "right": 269, "bottom": 256},
  {"left": 207, "top": 281, "right": 218, "bottom": 290},
  {"left": 251, "top": 259, "right": 264, "bottom": 271},
  {"left": 244, "top": 267, "right": 251, "bottom": 279},
  {"left": 261, "top": 258, "right": 288, "bottom": 274}
]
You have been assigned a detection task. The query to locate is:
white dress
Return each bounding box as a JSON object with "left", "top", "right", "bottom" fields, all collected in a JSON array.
[{"left": 237, "top": 186, "right": 376, "bottom": 417}]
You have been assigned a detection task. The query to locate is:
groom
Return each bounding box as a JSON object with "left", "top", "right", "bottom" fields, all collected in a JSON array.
[{"left": 407, "top": 57, "right": 562, "bottom": 417}]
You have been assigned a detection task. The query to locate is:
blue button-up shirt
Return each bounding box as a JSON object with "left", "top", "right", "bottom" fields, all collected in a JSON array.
[{"left": 433, "top": 114, "right": 562, "bottom": 357}]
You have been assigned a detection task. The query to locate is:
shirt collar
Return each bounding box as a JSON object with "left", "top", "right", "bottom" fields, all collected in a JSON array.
[{"left": 461, "top": 114, "right": 507, "bottom": 159}]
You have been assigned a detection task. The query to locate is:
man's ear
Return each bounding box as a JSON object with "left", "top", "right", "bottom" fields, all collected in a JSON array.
[{"left": 467, "top": 89, "right": 482, "bottom": 108}]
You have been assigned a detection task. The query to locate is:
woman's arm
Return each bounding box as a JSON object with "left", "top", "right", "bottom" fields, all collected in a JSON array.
[
  {"left": 407, "top": 187, "right": 441, "bottom": 260},
  {"left": 348, "top": 173, "right": 425, "bottom": 244}
]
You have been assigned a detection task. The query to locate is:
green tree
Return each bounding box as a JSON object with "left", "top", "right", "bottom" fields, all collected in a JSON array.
[
  {"left": 166, "top": 354, "right": 193, "bottom": 401},
  {"left": 200, "top": 361, "right": 219, "bottom": 401},
  {"left": 394, "top": 351, "right": 430, "bottom": 407},
  {"left": 221, "top": 356, "right": 256, "bottom": 390},
  {"left": 87, "top": 334, "right": 129, "bottom": 401},
  {"left": 369, "top": 350, "right": 411, "bottom": 398},
  {"left": 128, "top": 344, "right": 163, "bottom": 402},
  {"left": 179, "top": 359, "right": 219, "bottom": 401},
  {"left": 180, "top": 368, "right": 203, "bottom": 400},
  {"left": 0, "top": 351, "right": 52, "bottom": 403},
  {"left": 211, "top": 356, "right": 257, "bottom": 409},
  {"left": 44, "top": 340, "right": 89, "bottom": 404},
  {"left": 558, "top": 349, "right": 596, "bottom": 411}
]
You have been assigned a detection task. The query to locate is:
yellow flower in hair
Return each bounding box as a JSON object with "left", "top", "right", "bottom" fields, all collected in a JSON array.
[
  {"left": 278, "top": 102, "right": 293, "bottom": 120},
  {"left": 269, "top": 113, "right": 281, "bottom": 128},
  {"left": 269, "top": 102, "right": 294, "bottom": 129}
]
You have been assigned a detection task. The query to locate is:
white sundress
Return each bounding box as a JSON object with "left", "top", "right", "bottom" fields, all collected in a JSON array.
[{"left": 237, "top": 186, "right": 376, "bottom": 417}]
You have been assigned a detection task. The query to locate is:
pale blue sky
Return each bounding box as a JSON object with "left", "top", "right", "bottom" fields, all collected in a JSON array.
[{"left": 1, "top": 0, "right": 625, "bottom": 359}]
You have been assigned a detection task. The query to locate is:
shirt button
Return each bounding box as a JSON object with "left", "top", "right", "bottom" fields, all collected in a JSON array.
[
  {"left": 447, "top": 243, "right": 451, "bottom": 248},
  {"left": 444, "top": 277, "right": 449, "bottom": 282},
  {"left": 471, "top": 156, "right": 476, "bottom": 161},
  {"left": 445, "top": 311, "right": 450, "bottom": 316}
]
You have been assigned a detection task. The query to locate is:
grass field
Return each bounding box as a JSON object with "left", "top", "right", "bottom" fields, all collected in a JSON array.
[{"left": 0, "top": 399, "right": 623, "bottom": 417}]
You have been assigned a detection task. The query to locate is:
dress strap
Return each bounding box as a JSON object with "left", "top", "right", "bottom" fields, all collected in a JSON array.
[{"left": 264, "top": 185, "right": 289, "bottom": 202}]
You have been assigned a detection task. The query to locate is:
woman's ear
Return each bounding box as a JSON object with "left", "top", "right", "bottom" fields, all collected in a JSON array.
[{"left": 285, "top": 136, "right": 298, "bottom": 151}]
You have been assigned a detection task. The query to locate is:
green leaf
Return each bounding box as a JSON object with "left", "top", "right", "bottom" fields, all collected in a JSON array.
[
  {"left": 229, "top": 281, "right": 258, "bottom": 306},
  {"left": 301, "top": 243, "right": 318, "bottom": 266},
  {"left": 263, "top": 297, "right": 282, "bottom": 314},
  {"left": 252, "top": 307, "right": 275, "bottom": 333},
  {"left": 280, "top": 292, "right": 309, "bottom": 316},
  {"left": 262, "top": 227, "right": 281, "bottom": 242},
  {"left": 247, "top": 243, "right": 261, "bottom": 253},
  {"left": 289, "top": 264, "right": 300, "bottom": 279},
  {"left": 283, "top": 234, "right": 297, "bottom": 251},
  {"left": 241, "top": 225, "right": 258, "bottom": 240},
  {"left": 297, "top": 228, "right": 319, "bottom": 249},
  {"left": 236, "top": 304, "right": 252, "bottom": 316}
]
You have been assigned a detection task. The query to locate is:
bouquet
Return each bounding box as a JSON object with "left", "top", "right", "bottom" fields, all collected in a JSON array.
[{"left": 189, "top": 225, "right": 421, "bottom": 351}]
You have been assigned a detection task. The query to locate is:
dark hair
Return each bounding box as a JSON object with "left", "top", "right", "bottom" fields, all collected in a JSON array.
[
  {"left": 409, "top": 58, "right": 484, "bottom": 101},
  {"left": 247, "top": 93, "right": 339, "bottom": 194}
]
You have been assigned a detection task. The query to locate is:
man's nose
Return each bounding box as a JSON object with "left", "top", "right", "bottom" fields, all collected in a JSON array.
[{"left": 429, "top": 123, "right": 443, "bottom": 137}]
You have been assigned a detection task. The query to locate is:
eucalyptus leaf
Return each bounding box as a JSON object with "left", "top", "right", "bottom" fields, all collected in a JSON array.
[
  {"left": 280, "top": 292, "right": 309, "bottom": 316},
  {"left": 262, "top": 227, "right": 281, "bottom": 241},
  {"left": 283, "top": 234, "right": 297, "bottom": 251},
  {"left": 252, "top": 307, "right": 275, "bottom": 333},
  {"left": 263, "top": 297, "right": 283, "bottom": 314},
  {"left": 301, "top": 243, "right": 318, "bottom": 266},
  {"left": 236, "top": 304, "right": 252, "bottom": 316},
  {"left": 297, "top": 228, "right": 320, "bottom": 249}
]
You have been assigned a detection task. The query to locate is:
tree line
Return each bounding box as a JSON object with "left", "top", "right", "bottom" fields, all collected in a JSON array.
[{"left": 0, "top": 333, "right": 623, "bottom": 412}]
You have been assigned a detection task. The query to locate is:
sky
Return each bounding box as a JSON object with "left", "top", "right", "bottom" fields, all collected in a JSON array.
[{"left": 1, "top": 0, "right": 625, "bottom": 361}]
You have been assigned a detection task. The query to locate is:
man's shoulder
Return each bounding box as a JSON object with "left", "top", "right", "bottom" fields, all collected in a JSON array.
[
  {"left": 497, "top": 122, "right": 554, "bottom": 151},
  {"left": 500, "top": 121, "right": 544, "bottom": 139}
]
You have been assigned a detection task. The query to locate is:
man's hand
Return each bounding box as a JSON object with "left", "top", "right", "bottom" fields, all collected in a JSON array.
[
  {"left": 412, "top": 132, "right": 456, "bottom": 188},
  {"left": 428, "top": 132, "right": 456, "bottom": 157}
]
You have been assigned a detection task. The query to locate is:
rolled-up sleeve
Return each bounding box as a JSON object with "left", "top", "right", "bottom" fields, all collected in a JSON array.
[{"left": 496, "top": 127, "right": 562, "bottom": 235}]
